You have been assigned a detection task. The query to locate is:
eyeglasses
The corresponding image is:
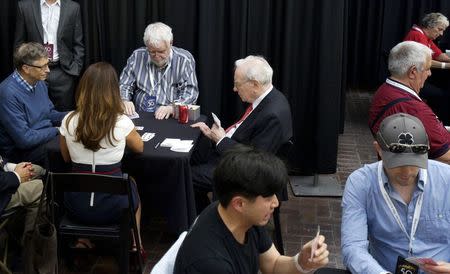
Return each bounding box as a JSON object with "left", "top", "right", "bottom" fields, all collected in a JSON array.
[
  {"left": 234, "top": 80, "right": 248, "bottom": 88},
  {"left": 24, "top": 62, "right": 49, "bottom": 70},
  {"left": 377, "top": 131, "right": 429, "bottom": 154},
  {"left": 386, "top": 143, "right": 429, "bottom": 154}
]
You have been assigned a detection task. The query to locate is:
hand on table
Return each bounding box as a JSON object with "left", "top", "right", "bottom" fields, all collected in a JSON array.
[
  {"left": 191, "top": 122, "right": 226, "bottom": 144},
  {"left": 155, "top": 105, "right": 174, "bottom": 120},
  {"left": 123, "top": 100, "right": 136, "bottom": 115}
]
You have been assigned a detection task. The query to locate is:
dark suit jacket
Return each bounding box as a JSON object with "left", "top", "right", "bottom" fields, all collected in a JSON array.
[
  {"left": 0, "top": 161, "right": 20, "bottom": 214},
  {"left": 14, "top": 0, "right": 85, "bottom": 76},
  {"left": 192, "top": 88, "right": 293, "bottom": 190},
  {"left": 217, "top": 87, "right": 293, "bottom": 155}
]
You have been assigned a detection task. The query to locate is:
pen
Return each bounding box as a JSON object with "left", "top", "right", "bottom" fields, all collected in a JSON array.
[{"left": 154, "top": 142, "right": 160, "bottom": 149}]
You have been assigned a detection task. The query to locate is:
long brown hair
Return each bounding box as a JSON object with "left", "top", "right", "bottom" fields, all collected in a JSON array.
[{"left": 66, "top": 62, "right": 124, "bottom": 151}]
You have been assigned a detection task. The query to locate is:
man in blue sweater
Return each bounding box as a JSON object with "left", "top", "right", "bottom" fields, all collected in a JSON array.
[{"left": 0, "top": 42, "right": 65, "bottom": 166}]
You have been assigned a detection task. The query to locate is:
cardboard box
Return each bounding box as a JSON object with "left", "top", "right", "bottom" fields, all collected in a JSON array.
[
  {"left": 188, "top": 105, "right": 200, "bottom": 121},
  {"left": 173, "top": 104, "right": 200, "bottom": 121}
]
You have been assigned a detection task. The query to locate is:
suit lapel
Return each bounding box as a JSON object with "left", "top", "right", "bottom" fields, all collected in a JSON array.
[
  {"left": 33, "top": 0, "right": 44, "bottom": 41},
  {"left": 233, "top": 89, "right": 274, "bottom": 137},
  {"left": 57, "top": 0, "right": 66, "bottom": 39}
]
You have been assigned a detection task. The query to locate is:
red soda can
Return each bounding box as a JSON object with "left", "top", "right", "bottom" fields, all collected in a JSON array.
[{"left": 178, "top": 105, "right": 189, "bottom": 124}]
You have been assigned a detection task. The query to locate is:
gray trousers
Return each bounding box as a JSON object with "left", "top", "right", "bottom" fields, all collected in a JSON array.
[
  {"left": 47, "top": 64, "right": 76, "bottom": 111},
  {"left": 5, "top": 165, "right": 45, "bottom": 242}
]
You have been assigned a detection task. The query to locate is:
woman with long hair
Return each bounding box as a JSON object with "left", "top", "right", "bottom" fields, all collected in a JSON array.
[{"left": 59, "top": 62, "right": 145, "bottom": 257}]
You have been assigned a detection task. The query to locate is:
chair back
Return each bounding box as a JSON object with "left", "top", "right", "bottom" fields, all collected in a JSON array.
[
  {"left": 48, "top": 172, "right": 143, "bottom": 273},
  {"left": 50, "top": 172, "right": 130, "bottom": 195}
]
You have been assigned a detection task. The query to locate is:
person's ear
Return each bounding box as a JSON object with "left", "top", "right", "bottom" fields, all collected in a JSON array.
[
  {"left": 408, "top": 65, "right": 417, "bottom": 79},
  {"left": 373, "top": 140, "right": 382, "bottom": 159},
  {"left": 230, "top": 196, "right": 245, "bottom": 213}
]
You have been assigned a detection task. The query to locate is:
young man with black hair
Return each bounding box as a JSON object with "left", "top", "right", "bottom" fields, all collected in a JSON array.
[{"left": 174, "top": 145, "right": 329, "bottom": 274}]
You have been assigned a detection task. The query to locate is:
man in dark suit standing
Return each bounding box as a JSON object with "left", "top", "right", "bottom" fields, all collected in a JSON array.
[
  {"left": 14, "top": 0, "right": 84, "bottom": 111},
  {"left": 191, "top": 55, "right": 293, "bottom": 210}
]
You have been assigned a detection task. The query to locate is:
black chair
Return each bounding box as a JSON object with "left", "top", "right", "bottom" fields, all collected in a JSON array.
[
  {"left": 273, "top": 140, "right": 294, "bottom": 255},
  {"left": 315, "top": 268, "right": 351, "bottom": 274},
  {"left": 49, "top": 172, "right": 143, "bottom": 274}
]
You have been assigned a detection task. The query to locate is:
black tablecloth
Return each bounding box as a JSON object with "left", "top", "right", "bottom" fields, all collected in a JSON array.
[{"left": 47, "top": 112, "right": 206, "bottom": 234}]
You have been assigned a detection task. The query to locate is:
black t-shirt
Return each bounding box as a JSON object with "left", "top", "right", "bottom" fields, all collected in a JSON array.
[{"left": 173, "top": 202, "right": 273, "bottom": 274}]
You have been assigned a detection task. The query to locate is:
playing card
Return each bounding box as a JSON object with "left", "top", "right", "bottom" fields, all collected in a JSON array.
[
  {"left": 405, "top": 257, "right": 438, "bottom": 266},
  {"left": 310, "top": 225, "right": 320, "bottom": 261},
  {"left": 211, "top": 112, "right": 221, "bottom": 127}
]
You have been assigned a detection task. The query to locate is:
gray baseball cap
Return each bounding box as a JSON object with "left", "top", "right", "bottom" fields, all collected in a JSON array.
[{"left": 376, "top": 113, "right": 429, "bottom": 169}]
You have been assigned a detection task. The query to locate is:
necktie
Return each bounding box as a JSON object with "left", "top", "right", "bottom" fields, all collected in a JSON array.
[{"left": 225, "top": 105, "right": 253, "bottom": 133}]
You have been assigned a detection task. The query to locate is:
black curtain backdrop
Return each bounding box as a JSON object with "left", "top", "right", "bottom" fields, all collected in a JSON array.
[
  {"left": 0, "top": 0, "right": 348, "bottom": 174},
  {"left": 347, "top": 0, "right": 450, "bottom": 89}
]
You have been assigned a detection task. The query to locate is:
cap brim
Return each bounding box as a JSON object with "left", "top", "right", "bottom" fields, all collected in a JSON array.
[{"left": 380, "top": 150, "right": 428, "bottom": 169}]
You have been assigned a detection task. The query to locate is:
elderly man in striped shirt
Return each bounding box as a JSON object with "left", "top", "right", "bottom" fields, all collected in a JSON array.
[{"left": 119, "top": 22, "right": 199, "bottom": 120}]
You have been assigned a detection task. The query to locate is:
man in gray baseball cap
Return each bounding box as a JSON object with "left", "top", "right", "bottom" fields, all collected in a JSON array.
[{"left": 341, "top": 113, "right": 450, "bottom": 273}]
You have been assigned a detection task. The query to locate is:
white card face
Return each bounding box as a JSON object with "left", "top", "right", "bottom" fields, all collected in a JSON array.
[
  {"left": 310, "top": 225, "right": 320, "bottom": 261},
  {"left": 141, "top": 132, "right": 155, "bottom": 142},
  {"left": 128, "top": 112, "right": 140, "bottom": 119},
  {"left": 211, "top": 112, "right": 221, "bottom": 127}
]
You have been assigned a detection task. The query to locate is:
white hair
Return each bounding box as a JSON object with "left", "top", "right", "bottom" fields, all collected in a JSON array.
[
  {"left": 235, "top": 55, "right": 273, "bottom": 86},
  {"left": 420, "top": 12, "right": 449, "bottom": 29},
  {"left": 143, "top": 22, "right": 173, "bottom": 47},
  {"left": 388, "top": 41, "right": 432, "bottom": 77}
]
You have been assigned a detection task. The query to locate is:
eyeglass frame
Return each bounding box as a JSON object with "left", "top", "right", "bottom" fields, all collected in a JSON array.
[
  {"left": 24, "top": 61, "right": 50, "bottom": 70},
  {"left": 376, "top": 131, "right": 429, "bottom": 154}
]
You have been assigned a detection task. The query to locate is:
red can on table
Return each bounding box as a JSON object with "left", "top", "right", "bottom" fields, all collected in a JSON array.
[{"left": 178, "top": 105, "right": 189, "bottom": 124}]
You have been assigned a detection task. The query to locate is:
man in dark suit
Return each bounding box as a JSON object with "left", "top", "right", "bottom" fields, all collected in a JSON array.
[
  {"left": 191, "top": 55, "right": 292, "bottom": 210},
  {"left": 14, "top": 0, "right": 84, "bottom": 111},
  {"left": 0, "top": 155, "right": 43, "bottom": 242}
]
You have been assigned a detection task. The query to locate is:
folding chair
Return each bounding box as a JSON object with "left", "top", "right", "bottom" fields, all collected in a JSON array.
[
  {"left": 49, "top": 172, "right": 143, "bottom": 274},
  {"left": 273, "top": 140, "right": 294, "bottom": 255}
]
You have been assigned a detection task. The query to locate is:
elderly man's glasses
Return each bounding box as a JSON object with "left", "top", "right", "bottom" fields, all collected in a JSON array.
[{"left": 24, "top": 62, "right": 49, "bottom": 70}]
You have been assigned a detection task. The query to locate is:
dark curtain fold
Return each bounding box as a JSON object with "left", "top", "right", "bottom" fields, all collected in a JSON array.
[{"left": 0, "top": 0, "right": 347, "bottom": 174}]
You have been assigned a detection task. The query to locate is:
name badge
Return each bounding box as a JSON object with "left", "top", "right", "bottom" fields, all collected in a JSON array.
[
  {"left": 395, "top": 256, "right": 419, "bottom": 274},
  {"left": 43, "top": 43, "right": 54, "bottom": 61}
]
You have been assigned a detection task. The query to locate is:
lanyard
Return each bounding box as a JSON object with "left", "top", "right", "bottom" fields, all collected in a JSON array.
[
  {"left": 377, "top": 162, "right": 426, "bottom": 255},
  {"left": 148, "top": 60, "right": 171, "bottom": 96}
]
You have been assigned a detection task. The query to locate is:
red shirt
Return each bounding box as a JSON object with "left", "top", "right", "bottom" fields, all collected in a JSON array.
[
  {"left": 368, "top": 79, "right": 450, "bottom": 159},
  {"left": 403, "top": 25, "right": 442, "bottom": 60}
]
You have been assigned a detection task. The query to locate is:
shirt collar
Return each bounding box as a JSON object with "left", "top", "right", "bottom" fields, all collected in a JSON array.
[
  {"left": 385, "top": 78, "right": 422, "bottom": 100},
  {"left": 41, "top": 0, "right": 61, "bottom": 7},
  {"left": 12, "top": 70, "right": 36, "bottom": 93},
  {"left": 252, "top": 85, "right": 273, "bottom": 109}
]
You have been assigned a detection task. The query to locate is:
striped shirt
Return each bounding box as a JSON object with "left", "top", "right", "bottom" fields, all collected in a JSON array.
[{"left": 119, "top": 46, "right": 199, "bottom": 111}]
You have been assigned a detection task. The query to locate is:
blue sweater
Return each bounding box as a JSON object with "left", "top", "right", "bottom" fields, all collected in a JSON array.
[{"left": 0, "top": 71, "right": 65, "bottom": 157}]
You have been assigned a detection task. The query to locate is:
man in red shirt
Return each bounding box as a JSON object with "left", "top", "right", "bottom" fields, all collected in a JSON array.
[{"left": 369, "top": 41, "right": 450, "bottom": 163}]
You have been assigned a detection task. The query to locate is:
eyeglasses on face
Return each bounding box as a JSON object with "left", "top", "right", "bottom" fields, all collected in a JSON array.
[{"left": 24, "top": 62, "right": 49, "bottom": 70}]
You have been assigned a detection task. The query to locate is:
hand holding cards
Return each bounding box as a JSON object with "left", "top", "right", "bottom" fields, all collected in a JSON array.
[
  {"left": 310, "top": 225, "right": 320, "bottom": 261},
  {"left": 211, "top": 112, "right": 221, "bottom": 127}
]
